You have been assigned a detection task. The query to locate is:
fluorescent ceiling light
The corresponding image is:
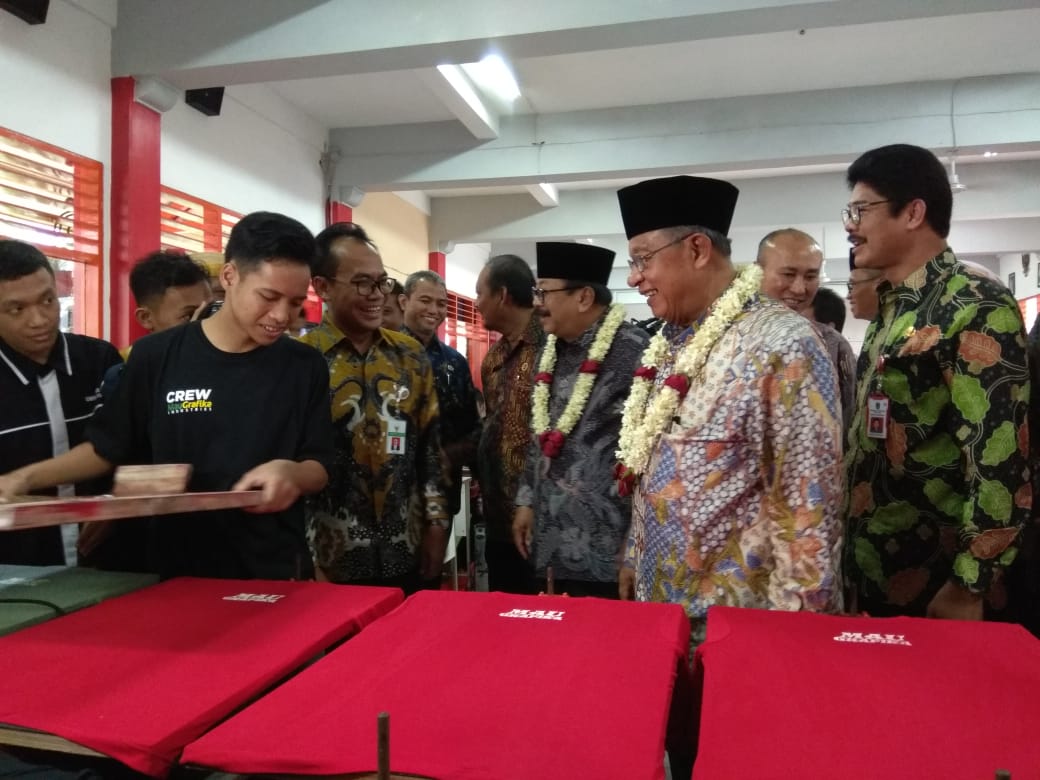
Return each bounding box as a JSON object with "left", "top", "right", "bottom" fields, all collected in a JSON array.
[{"left": 463, "top": 54, "right": 521, "bottom": 102}]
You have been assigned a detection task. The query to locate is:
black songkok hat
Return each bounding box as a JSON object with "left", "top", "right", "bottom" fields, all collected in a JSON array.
[
  {"left": 616, "top": 175, "right": 739, "bottom": 239},
  {"left": 536, "top": 242, "right": 615, "bottom": 286}
]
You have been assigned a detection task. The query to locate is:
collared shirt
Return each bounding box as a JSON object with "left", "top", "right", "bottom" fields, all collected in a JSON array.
[
  {"left": 301, "top": 318, "right": 448, "bottom": 581},
  {"left": 477, "top": 312, "right": 545, "bottom": 540},
  {"left": 627, "top": 295, "right": 844, "bottom": 622},
  {"left": 402, "top": 327, "right": 481, "bottom": 516},
  {"left": 813, "top": 321, "right": 858, "bottom": 438},
  {"left": 0, "top": 332, "right": 121, "bottom": 565},
  {"left": 516, "top": 316, "right": 649, "bottom": 582},
  {"left": 845, "top": 248, "right": 1030, "bottom": 615}
]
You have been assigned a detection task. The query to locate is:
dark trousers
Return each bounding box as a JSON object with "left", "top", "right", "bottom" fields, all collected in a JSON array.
[{"left": 484, "top": 540, "right": 533, "bottom": 594}]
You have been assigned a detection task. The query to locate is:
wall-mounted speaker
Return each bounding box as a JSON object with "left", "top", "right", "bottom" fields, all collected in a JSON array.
[
  {"left": 339, "top": 185, "right": 366, "bottom": 208},
  {"left": 134, "top": 76, "right": 180, "bottom": 114},
  {"left": 0, "top": 0, "right": 49, "bottom": 24},
  {"left": 185, "top": 87, "right": 225, "bottom": 117}
]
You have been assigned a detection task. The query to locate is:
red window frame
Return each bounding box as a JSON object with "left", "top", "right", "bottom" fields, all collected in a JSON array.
[{"left": 0, "top": 126, "right": 104, "bottom": 337}]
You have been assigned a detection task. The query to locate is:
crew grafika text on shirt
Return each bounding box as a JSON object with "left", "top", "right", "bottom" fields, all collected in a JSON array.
[{"left": 166, "top": 387, "right": 214, "bottom": 414}]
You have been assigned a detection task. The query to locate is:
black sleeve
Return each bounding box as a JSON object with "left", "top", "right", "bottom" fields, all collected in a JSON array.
[
  {"left": 295, "top": 350, "right": 334, "bottom": 473},
  {"left": 87, "top": 342, "right": 153, "bottom": 466}
]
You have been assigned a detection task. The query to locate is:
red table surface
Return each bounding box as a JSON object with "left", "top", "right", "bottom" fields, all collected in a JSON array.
[
  {"left": 182, "top": 590, "right": 691, "bottom": 780},
  {"left": 693, "top": 606, "right": 1040, "bottom": 780},
  {"left": 0, "top": 577, "right": 403, "bottom": 777}
]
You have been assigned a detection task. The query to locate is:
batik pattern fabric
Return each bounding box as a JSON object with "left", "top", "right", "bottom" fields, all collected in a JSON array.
[
  {"left": 301, "top": 319, "right": 448, "bottom": 581},
  {"left": 477, "top": 313, "right": 545, "bottom": 542},
  {"left": 845, "top": 249, "right": 1030, "bottom": 616},
  {"left": 516, "top": 318, "right": 650, "bottom": 583},
  {"left": 627, "top": 296, "right": 844, "bottom": 621},
  {"left": 402, "top": 327, "right": 481, "bottom": 517},
  {"left": 814, "top": 321, "right": 858, "bottom": 438}
]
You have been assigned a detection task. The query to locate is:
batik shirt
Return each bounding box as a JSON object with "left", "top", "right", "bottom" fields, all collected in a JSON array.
[
  {"left": 814, "top": 322, "right": 858, "bottom": 438},
  {"left": 477, "top": 312, "right": 545, "bottom": 541},
  {"left": 402, "top": 327, "right": 481, "bottom": 517},
  {"left": 627, "top": 296, "right": 844, "bottom": 622},
  {"left": 301, "top": 318, "right": 448, "bottom": 581},
  {"left": 845, "top": 249, "right": 1030, "bottom": 616},
  {"left": 516, "top": 317, "right": 649, "bottom": 583}
]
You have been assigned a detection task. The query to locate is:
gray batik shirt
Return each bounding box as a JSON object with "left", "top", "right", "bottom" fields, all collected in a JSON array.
[{"left": 515, "top": 316, "right": 650, "bottom": 583}]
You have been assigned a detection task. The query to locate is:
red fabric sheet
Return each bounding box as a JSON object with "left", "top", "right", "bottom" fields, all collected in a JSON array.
[
  {"left": 0, "top": 577, "right": 402, "bottom": 777},
  {"left": 693, "top": 606, "right": 1040, "bottom": 780},
  {"left": 182, "top": 590, "right": 690, "bottom": 780}
]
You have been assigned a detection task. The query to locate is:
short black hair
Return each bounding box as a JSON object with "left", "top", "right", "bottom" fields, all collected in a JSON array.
[
  {"left": 129, "top": 251, "right": 209, "bottom": 306},
  {"left": 313, "top": 222, "right": 378, "bottom": 279},
  {"left": 485, "top": 254, "right": 534, "bottom": 308},
  {"left": 225, "top": 211, "right": 318, "bottom": 274},
  {"left": 812, "top": 287, "right": 847, "bottom": 333},
  {"left": 846, "top": 144, "right": 952, "bottom": 238},
  {"left": 586, "top": 282, "right": 613, "bottom": 306},
  {"left": 0, "top": 240, "right": 53, "bottom": 282}
]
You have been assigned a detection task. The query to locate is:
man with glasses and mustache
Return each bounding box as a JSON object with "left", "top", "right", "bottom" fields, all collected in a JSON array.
[
  {"left": 511, "top": 242, "right": 649, "bottom": 597},
  {"left": 615, "top": 176, "right": 844, "bottom": 634},
  {"left": 843, "top": 144, "right": 1029, "bottom": 621},
  {"left": 302, "top": 222, "right": 449, "bottom": 592}
]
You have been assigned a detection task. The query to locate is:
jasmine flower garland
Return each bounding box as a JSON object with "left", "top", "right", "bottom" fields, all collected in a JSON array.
[
  {"left": 614, "top": 264, "right": 763, "bottom": 493},
  {"left": 531, "top": 303, "right": 627, "bottom": 458}
]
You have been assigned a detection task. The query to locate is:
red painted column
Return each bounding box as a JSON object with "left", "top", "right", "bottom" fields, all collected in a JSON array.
[
  {"left": 325, "top": 200, "right": 352, "bottom": 226},
  {"left": 110, "top": 77, "right": 161, "bottom": 347}
]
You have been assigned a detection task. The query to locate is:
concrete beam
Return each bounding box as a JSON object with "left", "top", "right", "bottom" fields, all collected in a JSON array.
[
  {"left": 421, "top": 65, "right": 499, "bottom": 140},
  {"left": 431, "top": 160, "right": 1040, "bottom": 246},
  {"left": 331, "top": 74, "right": 1040, "bottom": 191},
  {"left": 112, "top": 0, "right": 1040, "bottom": 86}
]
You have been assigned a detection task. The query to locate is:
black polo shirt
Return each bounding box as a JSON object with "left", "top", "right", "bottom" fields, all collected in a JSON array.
[{"left": 0, "top": 332, "right": 121, "bottom": 565}]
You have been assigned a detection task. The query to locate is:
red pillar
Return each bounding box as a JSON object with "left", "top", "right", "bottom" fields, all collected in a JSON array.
[
  {"left": 325, "top": 200, "right": 352, "bottom": 226},
  {"left": 110, "top": 77, "right": 161, "bottom": 348}
]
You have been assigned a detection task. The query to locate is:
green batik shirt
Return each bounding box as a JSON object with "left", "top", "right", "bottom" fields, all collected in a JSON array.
[{"left": 845, "top": 248, "right": 1031, "bottom": 616}]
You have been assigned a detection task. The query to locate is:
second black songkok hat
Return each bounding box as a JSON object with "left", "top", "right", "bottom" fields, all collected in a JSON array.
[
  {"left": 616, "top": 175, "right": 739, "bottom": 239},
  {"left": 536, "top": 242, "right": 615, "bottom": 286}
]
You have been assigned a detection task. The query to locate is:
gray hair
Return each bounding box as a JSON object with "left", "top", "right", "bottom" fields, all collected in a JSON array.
[
  {"left": 665, "top": 225, "right": 732, "bottom": 258},
  {"left": 403, "top": 269, "right": 446, "bottom": 296}
]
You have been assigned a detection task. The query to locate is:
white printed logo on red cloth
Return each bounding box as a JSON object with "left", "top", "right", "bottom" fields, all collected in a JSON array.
[
  {"left": 222, "top": 593, "right": 285, "bottom": 603},
  {"left": 833, "top": 631, "right": 911, "bottom": 646},
  {"left": 498, "top": 608, "right": 565, "bottom": 621}
]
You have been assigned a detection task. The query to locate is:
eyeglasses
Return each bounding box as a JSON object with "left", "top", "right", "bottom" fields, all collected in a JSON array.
[
  {"left": 846, "top": 278, "right": 880, "bottom": 291},
  {"left": 531, "top": 285, "right": 582, "bottom": 304},
  {"left": 627, "top": 232, "right": 696, "bottom": 273},
  {"left": 327, "top": 276, "right": 397, "bottom": 296},
  {"left": 841, "top": 200, "right": 891, "bottom": 227}
]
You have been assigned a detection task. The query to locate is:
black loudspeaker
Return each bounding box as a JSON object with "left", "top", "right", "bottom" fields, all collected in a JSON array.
[
  {"left": 185, "top": 87, "right": 225, "bottom": 117},
  {"left": 0, "top": 0, "right": 49, "bottom": 24}
]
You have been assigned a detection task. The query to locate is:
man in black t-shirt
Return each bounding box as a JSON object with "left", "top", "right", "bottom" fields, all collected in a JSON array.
[
  {"left": 0, "top": 213, "right": 334, "bottom": 580},
  {"left": 0, "top": 240, "right": 121, "bottom": 566}
]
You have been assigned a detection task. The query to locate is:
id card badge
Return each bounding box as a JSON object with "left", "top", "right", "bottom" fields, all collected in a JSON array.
[
  {"left": 386, "top": 418, "right": 407, "bottom": 455},
  {"left": 866, "top": 393, "right": 890, "bottom": 440}
]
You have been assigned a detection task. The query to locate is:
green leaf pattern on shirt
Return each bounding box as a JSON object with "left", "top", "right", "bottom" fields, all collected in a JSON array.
[{"left": 845, "top": 249, "right": 1030, "bottom": 614}]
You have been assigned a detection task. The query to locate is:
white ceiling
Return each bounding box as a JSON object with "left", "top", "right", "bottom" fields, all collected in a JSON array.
[
  {"left": 112, "top": 0, "right": 1040, "bottom": 315},
  {"left": 264, "top": 8, "right": 1040, "bottom": 126}
]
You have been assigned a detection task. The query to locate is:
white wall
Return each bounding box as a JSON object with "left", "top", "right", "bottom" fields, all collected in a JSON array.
[
  {"left": 161, "top": 84, "right": 327, "bottom": 233},
  {"left": 445, "top": 242, "right": 489, "bottom": 298},
  {"left": 999, "top": 252, "right": 1039, "bottom": 331},
  {"left": 1, "top": 0, "right": 114, "bottom": 334},
  {"left": 0, "top": 1, "right": 111, "bottom": 167}
]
